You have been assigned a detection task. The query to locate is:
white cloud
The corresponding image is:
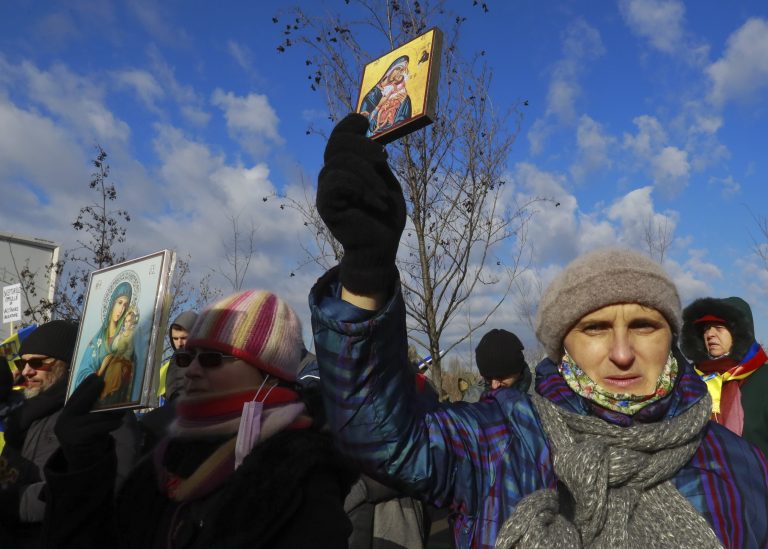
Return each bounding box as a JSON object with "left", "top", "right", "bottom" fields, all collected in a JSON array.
[
  {"left": 113, "top": 69, "right": 165, "bottom": 112},
  {"left": 622, "top": 116, "right": 690, "bottom": 196},
  {"left": 606, "top": 186, "right": 677, "bottom": 251},
  {"left": 13, "top": 60, "right": 130, "bottom": 144},
  {"left": 548, "top": 18, "right": 605, "bottom": 122},
  {"left": 570, "top": 115, "right": 615, "bottom": 183},
  {"left": 619, "top": 0, "right": 685, "bottom": 54},
  {"left": 152, "top": 124, "right": 226, "bottom": 211},
  {"left": 667, "top": 249, "right": 722, "bottom": 305},
  {"left": 623, "top": 115, "right": 668, "bottom": 158},
  {"left": 515, "top": 165, "right": 691, "bottom": 269},
  {"left": 512, "top": 163, "right": 580, "bottom": 264},
  {"left": 127, "top": 0, "right": 191, "bottom": 48},
  {"left": 227, "top": 40, "right": 254, "bottom": 72},
  {"left": 142, "top": 123, "right": 318, "bottom": 335},
  {"left": 526, "top": 118, "right": 551, "bottom": 156},
  {"left": 618, "top": 0, "right": 708, "bottom": 64},
  {"left": 667, "top": 265, "right": 713, "bottom": 305},
  {"left": 651, "top": 146, "right": 689, "bottom": 192},
  {"left": 737, "top": 258, "right": 768, "bottom": 329},
  {"left": 669, "top": 101, "right": 729, "bottom": 172},
  {"left": 708, "top": 175, "right": 740, "bottom": 197},
  {"left": 0, "top": 99, "right": 86, "bottom": 232},
  {"left": 513, "top": 163, "right": 630, "bottom": 265},
  {"left": 684, "top": 249, "right": 723, "bottom": 281},
  {"left": 528, "top": 18, "right": 604, "bottom": 153},
  {"left": 707, "top": 18, "right": 768, "bottom": 105},
  {"left": 147, "top": 46, "right": 210, "bottom": 127},
  {"left": 211, "top": 89, "right": 283, "bottom": 158}
]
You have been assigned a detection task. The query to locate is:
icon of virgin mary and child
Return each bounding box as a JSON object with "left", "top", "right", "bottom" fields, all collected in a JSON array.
[
  {"left": 359, "top": 55, "right": 413, "bottom": 137},
  {"left": 75, "top": 281, "right": 139, "bottom": 406}
]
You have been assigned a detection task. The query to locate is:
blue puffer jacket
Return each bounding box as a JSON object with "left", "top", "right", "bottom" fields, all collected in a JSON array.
[{"left": 310, "top": 273, "right": 768, "bottom": 549}]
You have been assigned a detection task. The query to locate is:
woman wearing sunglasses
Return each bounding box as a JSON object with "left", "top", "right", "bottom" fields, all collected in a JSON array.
[{"left": 42, "top": 289, "right": 355, "bottom": 549}]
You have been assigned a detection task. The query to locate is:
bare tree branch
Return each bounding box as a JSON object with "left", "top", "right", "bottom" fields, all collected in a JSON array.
[
  {"left": 275, "top": 1, "right": 549, "bottom": 396},
  {"left": 643, "top": 215, "right": 673, "bottom": 264}
]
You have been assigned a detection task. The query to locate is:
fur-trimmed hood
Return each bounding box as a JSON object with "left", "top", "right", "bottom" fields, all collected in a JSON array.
[{"left": 681, "top": 296, "right": 755, "bottom": 363}]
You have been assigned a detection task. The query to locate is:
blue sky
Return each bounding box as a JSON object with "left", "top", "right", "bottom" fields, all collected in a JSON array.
[{"left": 1, "top": 0, "right": 767, "bottom": 363}]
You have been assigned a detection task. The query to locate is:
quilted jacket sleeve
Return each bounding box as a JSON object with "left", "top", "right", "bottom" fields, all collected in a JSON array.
[{"left": 310, "top": 270, "right": 544, "bottom": 515}]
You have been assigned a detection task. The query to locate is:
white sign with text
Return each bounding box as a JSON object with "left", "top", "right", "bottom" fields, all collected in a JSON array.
[{"left": 3, "top": 283, "right": 22, "bottom": 323}]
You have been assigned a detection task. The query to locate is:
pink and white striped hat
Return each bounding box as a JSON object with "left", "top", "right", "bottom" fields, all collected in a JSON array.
[{"left": 187, "top": 290, "right": 303, "bottom": 382}]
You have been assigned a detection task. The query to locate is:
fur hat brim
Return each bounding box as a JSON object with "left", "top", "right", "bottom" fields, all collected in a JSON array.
[{"left": 680, "top": 296, "right": 754, "bottom": 363}]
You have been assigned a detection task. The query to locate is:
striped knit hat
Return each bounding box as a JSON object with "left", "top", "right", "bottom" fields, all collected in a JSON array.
[{"left": 187, "top": 290, "right": 303, "bottom": 382}]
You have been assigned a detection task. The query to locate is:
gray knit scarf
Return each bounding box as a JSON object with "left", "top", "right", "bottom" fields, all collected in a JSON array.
[{"left": 494, "top": 393, "right": 723, "bottom": 549}]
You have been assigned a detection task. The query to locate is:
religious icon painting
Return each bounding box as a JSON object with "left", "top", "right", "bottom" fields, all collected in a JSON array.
[
  {"left": 66, "top": 249, "right": 175, "bottom": 411},
  {"left": 356, "top": 27, "right": 443, "bottom": 144}
]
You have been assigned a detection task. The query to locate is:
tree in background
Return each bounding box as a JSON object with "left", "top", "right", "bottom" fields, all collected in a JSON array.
[
  {"left": 14, "top": 147, "right": 219, "bottom": 327},
  {"left": 644, "top": 215, "right": 673, "bottom": 264},
  {"left": 218, "top": 214, "right": 257, "bottom": 292},
  {"left": 276, "top": 0, "right": 547, "bottom": 396},
  {"left": 752, "top": 211, "right": 768, "bottom": 272},
  {"left": 15, "top": 146, "right": 130, "bottom": 322}
]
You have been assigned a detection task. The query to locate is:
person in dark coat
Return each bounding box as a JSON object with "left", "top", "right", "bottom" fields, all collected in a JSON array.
[
  {"left": 681, "top": 296, "right": 768, "bottom": 456},
  {"left": 164, "top": 309, "right": 198, "bottom": 402},
  {"left": 0, "top": 320, "right": 138, "bottom": 549},
  {"left": 298, "top": 352, "right": 431, "bottom": 549},
  {"left": 43, "top": 289, "right": 355, "bottom": 549},
  {"left": 462, "top": 329, "right": 531, "bottom": 403},
  {"left": 138, "top": 309, "right": 200, "bottom": 454}
]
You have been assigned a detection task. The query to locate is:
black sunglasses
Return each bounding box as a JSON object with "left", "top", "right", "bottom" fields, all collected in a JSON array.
[
  {"left": 17, "top": 357, "right": 58, "bottom": 371},
  {"left": 174, "top": 350, "right": 237, "bottom": 369}
]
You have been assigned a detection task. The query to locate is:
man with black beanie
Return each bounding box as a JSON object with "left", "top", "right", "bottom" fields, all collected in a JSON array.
[
  {"left": 462, "top": 329, "right": 531, "bottom": 403},
  {"left": 0, "top": 320, "right": 139, "bottom": 548}
]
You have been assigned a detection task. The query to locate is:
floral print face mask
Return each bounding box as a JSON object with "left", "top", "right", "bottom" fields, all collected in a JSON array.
[{"left": 558, "top": 351, "right": 678, "bottom": 415}]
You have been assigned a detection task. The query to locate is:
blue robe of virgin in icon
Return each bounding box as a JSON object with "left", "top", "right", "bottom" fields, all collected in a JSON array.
[
  {"left": 360, "top": 55, "right": 412, "bottom": 137},
  {"left": 75, "top": 282, "right": 137, "bottom": 404}
]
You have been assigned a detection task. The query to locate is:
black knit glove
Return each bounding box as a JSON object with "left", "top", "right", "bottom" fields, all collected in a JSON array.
[
  {"left": 316, "top": 113, "right": 407, "bottom": 294},
  {"left": 54, "top": 375, "right": 123, "bottom": 471},
  {"left": 0, "top": 446, "right": 40, "bottom": 488}
]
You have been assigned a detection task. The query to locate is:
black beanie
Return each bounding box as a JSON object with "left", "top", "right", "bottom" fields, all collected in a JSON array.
[
  {"left": 18, "top": 320, "right": 80, "bottom": 365},
  {"left": 475, "top": 329, "right": 527, "bottom": 379}
]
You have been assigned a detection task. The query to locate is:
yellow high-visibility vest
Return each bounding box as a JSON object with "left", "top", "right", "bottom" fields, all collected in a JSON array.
[{"left": 156, "top": 359, "right": 170, "bottom": 398}]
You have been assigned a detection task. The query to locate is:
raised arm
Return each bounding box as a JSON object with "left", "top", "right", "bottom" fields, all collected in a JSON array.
[
  {"left": 312, "top": 116, "right": 548, "bottom": 515},
  {"left": 316, "top": 113, "right": 405, "bottom": 306}
]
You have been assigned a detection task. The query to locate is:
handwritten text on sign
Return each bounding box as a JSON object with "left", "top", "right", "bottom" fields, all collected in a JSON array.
[{"left": 3, "top": 283, "right": 22, "bottom": 323}]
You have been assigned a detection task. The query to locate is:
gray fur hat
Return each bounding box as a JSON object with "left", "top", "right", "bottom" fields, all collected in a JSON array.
[{"left": 535, "top": 248, "right": 681, "bottom": 362}]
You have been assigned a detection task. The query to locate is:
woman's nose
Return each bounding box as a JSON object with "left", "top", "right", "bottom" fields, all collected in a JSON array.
[{"left": 608, "top": 331, "right": 634, "bottom": 368}]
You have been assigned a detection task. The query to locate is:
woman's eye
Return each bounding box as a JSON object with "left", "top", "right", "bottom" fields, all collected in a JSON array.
[
  {"left": 583, "top": 323, "right": 607, "bottom": 334},
  {"left": 630, "top": 321, "right": 658, "bottom": 333}
]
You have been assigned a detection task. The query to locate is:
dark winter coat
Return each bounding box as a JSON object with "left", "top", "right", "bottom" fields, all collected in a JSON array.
[
  {"left": 681, "top": 296, "right": 768, "bottom": 456},
  {"left": 0, "top": 379, "right": 139, "bottom": 548},
  {"left": 138, "top": 310, "right": 200, "bottom": 455},
  {"left": 43, "top": 428, "right": 355, "bottom": 549}
]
